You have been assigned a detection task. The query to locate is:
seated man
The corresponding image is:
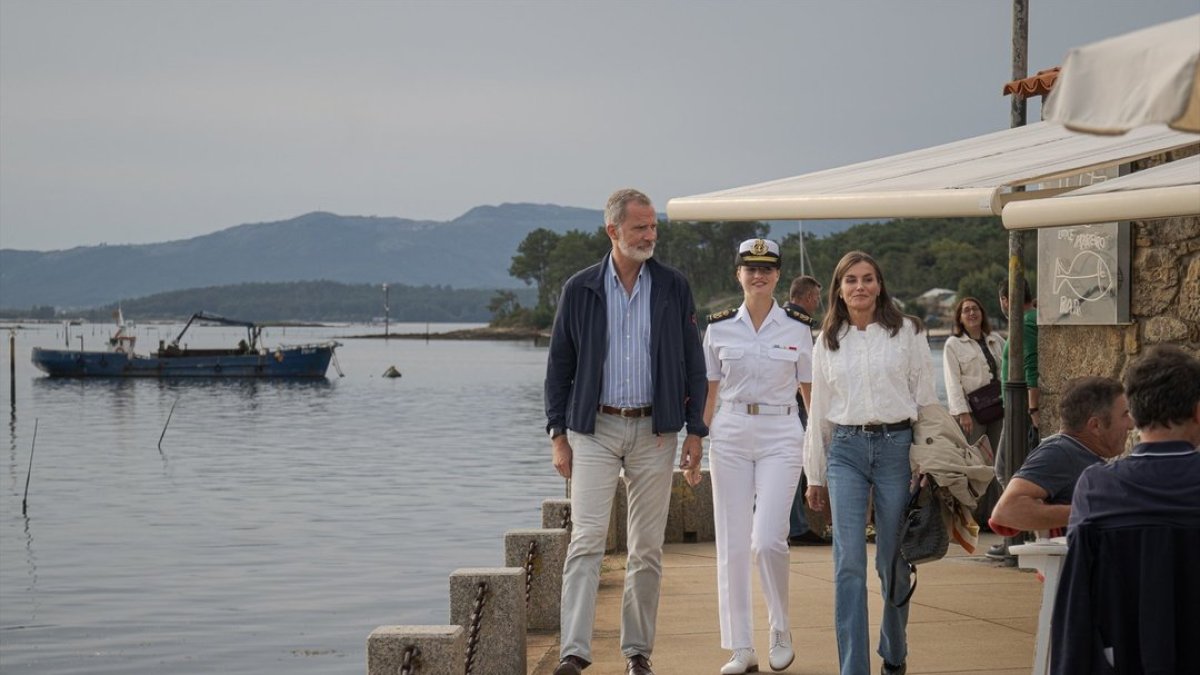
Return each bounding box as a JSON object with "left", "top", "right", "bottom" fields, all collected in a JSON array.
[
  {"left": 989, "top": 376, "right": 1133, "bottom": 539},
  {"left": 1051, "top": 346, "right": 1200, "bottom": 675}
]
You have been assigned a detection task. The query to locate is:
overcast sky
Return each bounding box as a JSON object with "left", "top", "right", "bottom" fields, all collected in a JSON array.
[{"left": 1, "top": 1, "right": 1196, "bottom": 250}]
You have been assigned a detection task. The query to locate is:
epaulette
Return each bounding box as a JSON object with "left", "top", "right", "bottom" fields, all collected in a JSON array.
[
  {"left": 785, "top": 306, "right": 817, "bottom": 327},
  {"left": 706, "top": 307, "right": 738, "bottom": 324}
]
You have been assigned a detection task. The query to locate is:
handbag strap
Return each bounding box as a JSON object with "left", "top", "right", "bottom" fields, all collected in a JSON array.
[
  {"left": 887, "top": 482, "right": 923, "bottom": 608},
  {"left": 976, "top": 335, "right": 999, "bottom": 382}
]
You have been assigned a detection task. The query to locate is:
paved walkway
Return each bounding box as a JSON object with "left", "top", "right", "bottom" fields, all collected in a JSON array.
[{"left": 529, "top": 533, "right": 1042, "bottom": 674}]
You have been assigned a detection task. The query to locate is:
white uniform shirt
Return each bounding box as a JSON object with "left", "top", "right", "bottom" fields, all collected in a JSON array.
[
  {"left": 942, "top": 332, "right": 1005, "bottom": 416},
  {"left": 703, "top": 302, "right": 813, "bottom": 407},
  {"left": 803, "top": 319, "right": 938, "bottom": 486}
]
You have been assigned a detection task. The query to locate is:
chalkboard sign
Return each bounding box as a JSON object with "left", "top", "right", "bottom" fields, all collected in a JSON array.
[{"left": 1037, "top": 222, "right": 1131, "bottom": 325}]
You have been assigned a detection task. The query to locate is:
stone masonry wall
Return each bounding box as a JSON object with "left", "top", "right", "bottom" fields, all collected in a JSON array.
[{"left": 1039, "top": 212, "right": 1200, "bottom": 434}]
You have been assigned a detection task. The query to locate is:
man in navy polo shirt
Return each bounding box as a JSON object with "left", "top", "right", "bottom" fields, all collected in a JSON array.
[
  {"left": 1051, "top": 345, "right": 1200, "bottom": 675},
  {"left": 1069, "top": 345, "right": 1200, "bottom": 530}
]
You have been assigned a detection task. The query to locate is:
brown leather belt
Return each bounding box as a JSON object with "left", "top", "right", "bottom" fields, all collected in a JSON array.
[
  {"left": 850, "top": 419, "right": 912, "bottom": 434},
  {"left": 598, "top": 404, "right": 653, "bottom": 418}
]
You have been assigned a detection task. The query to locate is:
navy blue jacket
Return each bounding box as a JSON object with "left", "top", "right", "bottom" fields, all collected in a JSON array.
[{"left": 544, "top": 254, "right": 708, "bottom": 438}]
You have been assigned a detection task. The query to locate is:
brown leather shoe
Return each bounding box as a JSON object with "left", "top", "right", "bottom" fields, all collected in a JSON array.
[
  {"left": 626, "top": 653, "right": 654, "bottom": 675},
  {"left": 554, "top": 654, "right": 589, "bottom": 675}
]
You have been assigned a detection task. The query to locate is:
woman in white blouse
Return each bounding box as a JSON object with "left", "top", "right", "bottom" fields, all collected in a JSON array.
[
  {"left": 942, "top": 297, "right": 1006, "bottom": 450},
  {"left": 804, "top": 251, "right": 938, "bottom": 675},
  {"left": 699, "top": 238, "right": 813, "bottom": 675}
]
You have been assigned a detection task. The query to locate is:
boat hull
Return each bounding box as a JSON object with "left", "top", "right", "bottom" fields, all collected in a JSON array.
[{"left": 31, "top": 345, "right": 335, "bottom": 378}]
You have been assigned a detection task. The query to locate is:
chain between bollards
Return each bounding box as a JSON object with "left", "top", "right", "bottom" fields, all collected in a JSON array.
[
  {"left": 560, "top": 505, "right": 571, "bottom": 531},
  {"left": 399, "top": 644, "right": 419, "bottom": 675},
  {"left": 464, "top": 581, "right": 488, "bottom": 674},
  {"left": 523, "top": 540, "right": 538, "bottom": 609}
]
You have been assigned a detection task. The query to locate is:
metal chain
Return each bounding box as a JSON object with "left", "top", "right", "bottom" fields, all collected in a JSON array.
[
  {"left": 560, "top": 504, "right": 571, "bottom": 531},
  {"left": 464, "top": 581, "right": 488, "bottom": 675},
  {"left": 524, "top": 539, "right": 538, "bottom": 609},
  {"left": 400, "top": 645, "right": 419, "bottom": 675}
]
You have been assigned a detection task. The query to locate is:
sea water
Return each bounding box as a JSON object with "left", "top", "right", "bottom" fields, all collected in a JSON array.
[{"left": 0, "top": 322, "right": 946, "bottom": 674}]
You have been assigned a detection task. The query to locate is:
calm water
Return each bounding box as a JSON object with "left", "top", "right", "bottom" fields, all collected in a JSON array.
[
  {"left": 1, "top": 322, "right": 562, "bottom": 674},
  {"left": 1, "top": 322, "right": 947, "bottom": 674}
]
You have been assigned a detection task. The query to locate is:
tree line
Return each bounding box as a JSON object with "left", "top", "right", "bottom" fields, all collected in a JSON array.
[
  {"left": 499, "top": 217, "right": 1031, "bottom": 328},
  {"left": 0, "top": 281, "right": 535, "bottom": 324}
]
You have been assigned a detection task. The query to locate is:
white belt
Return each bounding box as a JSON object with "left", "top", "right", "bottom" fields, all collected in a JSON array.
[{"left": 733, "top": 403, "right": 795, "bottom": 416}]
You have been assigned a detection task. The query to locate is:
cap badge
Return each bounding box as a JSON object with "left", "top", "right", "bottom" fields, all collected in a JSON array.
[{"left": 750, "top": 239, "right": 768, "bottom": 256}]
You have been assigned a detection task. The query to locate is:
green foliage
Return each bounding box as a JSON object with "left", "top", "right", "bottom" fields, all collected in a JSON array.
[
  {"left": 69, "top": 281, "right": 535, "bottom": 323},
  {"left": 504, "top": 215, "right": 1034, "bottom": 329}
]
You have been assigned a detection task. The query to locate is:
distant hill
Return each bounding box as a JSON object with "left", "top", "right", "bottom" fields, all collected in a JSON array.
[
  {"left": 0, "top": 204, "right": 860, "bottom": 310},
  {"left": 0, "top": 204, "right": 603, "bottom": 309}
]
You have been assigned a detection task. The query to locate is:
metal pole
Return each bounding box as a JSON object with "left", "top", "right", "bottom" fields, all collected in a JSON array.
[{"left": 1003, "top": 0, "right": 1031, "bottom": 501}]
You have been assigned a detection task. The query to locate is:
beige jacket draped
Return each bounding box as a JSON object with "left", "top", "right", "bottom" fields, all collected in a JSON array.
[{"left": 909, "top": 404, "right": 996, "bottom": 553}]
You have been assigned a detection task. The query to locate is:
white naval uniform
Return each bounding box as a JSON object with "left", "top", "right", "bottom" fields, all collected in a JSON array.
[{"left": 703, "top": 301, "right": 814, "bottom": 650}]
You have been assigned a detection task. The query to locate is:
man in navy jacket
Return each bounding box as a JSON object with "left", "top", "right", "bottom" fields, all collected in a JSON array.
[
  {"left": 1051, "top": 345, "right": 1200, "bottom": 675},
  {"left": 545, "top": 188, "right": 708, "bottom": 675}
]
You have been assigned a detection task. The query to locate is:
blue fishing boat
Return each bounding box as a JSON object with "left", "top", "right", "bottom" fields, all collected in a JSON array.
[{"left": 31, "top": 312, "right": 340, "bottom": 378}]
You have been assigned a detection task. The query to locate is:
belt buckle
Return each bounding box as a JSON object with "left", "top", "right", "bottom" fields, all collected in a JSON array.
[
  {"left": 747, "top": 403, "right": 760, "bottom": 415},
  {"left": 620, "top": 407, "right": 635, "bottom": 418}
]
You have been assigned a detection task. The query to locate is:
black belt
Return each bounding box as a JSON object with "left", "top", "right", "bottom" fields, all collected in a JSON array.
[
  {"left": 598, "top": 404, "right": 653, "bottom": 418},
  {"left": 846, "top": 419, "right": 912, "bottom": 434}
]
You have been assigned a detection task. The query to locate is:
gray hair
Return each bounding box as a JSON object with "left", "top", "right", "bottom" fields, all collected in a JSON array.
[{"left": 605, "top": 188, "right": 652, "bottom": 228}]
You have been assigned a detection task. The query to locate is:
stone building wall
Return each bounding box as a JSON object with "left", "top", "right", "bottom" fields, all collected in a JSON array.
[{"left": 1038, "top": 212, "right": 1200, "bottom": 434}]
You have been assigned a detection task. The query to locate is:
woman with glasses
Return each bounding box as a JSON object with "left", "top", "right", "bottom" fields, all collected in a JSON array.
[
  {"left": 943, "top": 297, "right": 1006, "bottom": 451},
  {"left": 697, "top": 238, "right": 813, "bottom": 674}
]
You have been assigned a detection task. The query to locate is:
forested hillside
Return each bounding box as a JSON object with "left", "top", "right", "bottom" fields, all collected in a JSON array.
[
  {"left": 504, "top": 216, "right": 1030, "bottom": 326},
  {"left": 52, "top": 281, "right": 537, "bottom": 323}
]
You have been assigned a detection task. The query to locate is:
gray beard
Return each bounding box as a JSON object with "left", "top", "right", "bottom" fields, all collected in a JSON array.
[{"left": 618, "top": 239, "right": 654, "bottom": 263}]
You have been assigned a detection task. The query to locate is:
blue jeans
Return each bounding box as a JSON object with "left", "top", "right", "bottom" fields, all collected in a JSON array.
[{"left": 827, "top": 425, "right": 913, "bottom": 674}]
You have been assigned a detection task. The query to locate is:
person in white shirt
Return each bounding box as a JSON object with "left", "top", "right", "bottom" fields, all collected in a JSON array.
[
  {"left": 698, "top": 238, "right": 813, "bottom": 675},
  {"left": 804, "top": 251, "right": 938, "bottom": 675},
  {"left": 942, "top": 297, "right": 1006, "bottom": 451}
]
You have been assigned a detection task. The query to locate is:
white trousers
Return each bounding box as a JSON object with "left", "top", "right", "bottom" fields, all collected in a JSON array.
[
  {"left": 710, "top": 409, "right": 804, "bottom": 650},
  {"left": 559, "top": 414, "right": 677, "bottom": 662}
]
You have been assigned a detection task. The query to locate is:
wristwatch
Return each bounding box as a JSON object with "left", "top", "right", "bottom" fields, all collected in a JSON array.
[{"left": 548, "top": 426, "right": 567, "bottom": 440}]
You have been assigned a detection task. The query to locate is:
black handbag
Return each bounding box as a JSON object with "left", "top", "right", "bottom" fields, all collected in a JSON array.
[
  {"left": 889, "top": 476, "right": 949, "bottom": 607},
  {"left": 966, "top": 379, "right": 1004, "bottom": 425}
]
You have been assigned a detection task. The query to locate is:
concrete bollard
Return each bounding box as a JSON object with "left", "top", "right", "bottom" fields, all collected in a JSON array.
[
  {"left": 665, "top": 468, "right": 715, "bottom": 543},
  {"left": 449, "top": 568, "right": 526, "bottom": 675},
  {"left": 368, "top": 625, "right": 465, "bottom": 675},
  {"left": 504, "top": 528, "right": 568, "bottom": 631},
  {"left": 605, "top": 477, "right": 628, "bottom": 553},
  {"left": 541, "top": 498, "right": 571, "bottom": 531}
]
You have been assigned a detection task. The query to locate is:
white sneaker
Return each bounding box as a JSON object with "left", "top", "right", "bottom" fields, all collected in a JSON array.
[
  {"left": 720, "top": 648, "right": 759, "bottom": 674},
  {"left": 768, "top": 630, "right": 794, "bottom": 671}
]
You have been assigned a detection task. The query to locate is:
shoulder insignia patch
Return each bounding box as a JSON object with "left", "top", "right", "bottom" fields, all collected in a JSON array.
[
  {"left": 785, "top": 306, "right": 816, "bottom": 327},
  {"left": 706, "top": 308, "right": 738, "bottom": 324}
]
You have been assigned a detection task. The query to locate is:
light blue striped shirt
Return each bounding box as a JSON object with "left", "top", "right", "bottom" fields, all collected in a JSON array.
[{"left": 601, "top": 255, "right": 653, "bottom": 408}]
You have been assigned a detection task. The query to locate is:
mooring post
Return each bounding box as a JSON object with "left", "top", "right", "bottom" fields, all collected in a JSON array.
[
  {"left": 367, "top": 625, "right": 465, "bottom": 675},
  {"left": 503, "top": 528, "right": 567, "bottom": 631},
  {"left": 449, "top": 567, "right": 526, "bottom": 675}
]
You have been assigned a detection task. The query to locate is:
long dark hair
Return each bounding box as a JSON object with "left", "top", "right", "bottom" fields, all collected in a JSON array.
[
  {"left": 820, "top": 250, "right": 923, "bottom": 351},
  {"left": 951, "top": 296, "right": 993, "bottom": 337}
]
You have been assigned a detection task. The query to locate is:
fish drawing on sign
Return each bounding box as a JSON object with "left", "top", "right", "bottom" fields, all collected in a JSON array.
[{"left": 1053, "top": 250, "right": 1113, "bottom": 302}]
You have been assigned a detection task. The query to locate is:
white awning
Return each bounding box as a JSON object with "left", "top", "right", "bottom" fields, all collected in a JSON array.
[
  {"left": 666, "top": 122, "right": 1199, "bottom": 222},
  {"left": 1043, "top": 14, "right": 1200, "bottom": 135},
  {"left": 1002, "top": 155, "right": 1200, "bottom": 229}
]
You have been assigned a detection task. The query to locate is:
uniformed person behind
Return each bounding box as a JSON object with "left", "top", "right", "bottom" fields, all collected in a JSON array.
[
  {"left": 784, "top": 275, "right": 831, "bottom": 546},
  {"left": 696, "top": 238, "right": 814, "bottom": 675}
]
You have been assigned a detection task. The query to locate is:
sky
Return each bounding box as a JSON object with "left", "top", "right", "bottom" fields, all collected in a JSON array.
[{"left": 1, "top": 0, "right": 1196, "bottom": 251}]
